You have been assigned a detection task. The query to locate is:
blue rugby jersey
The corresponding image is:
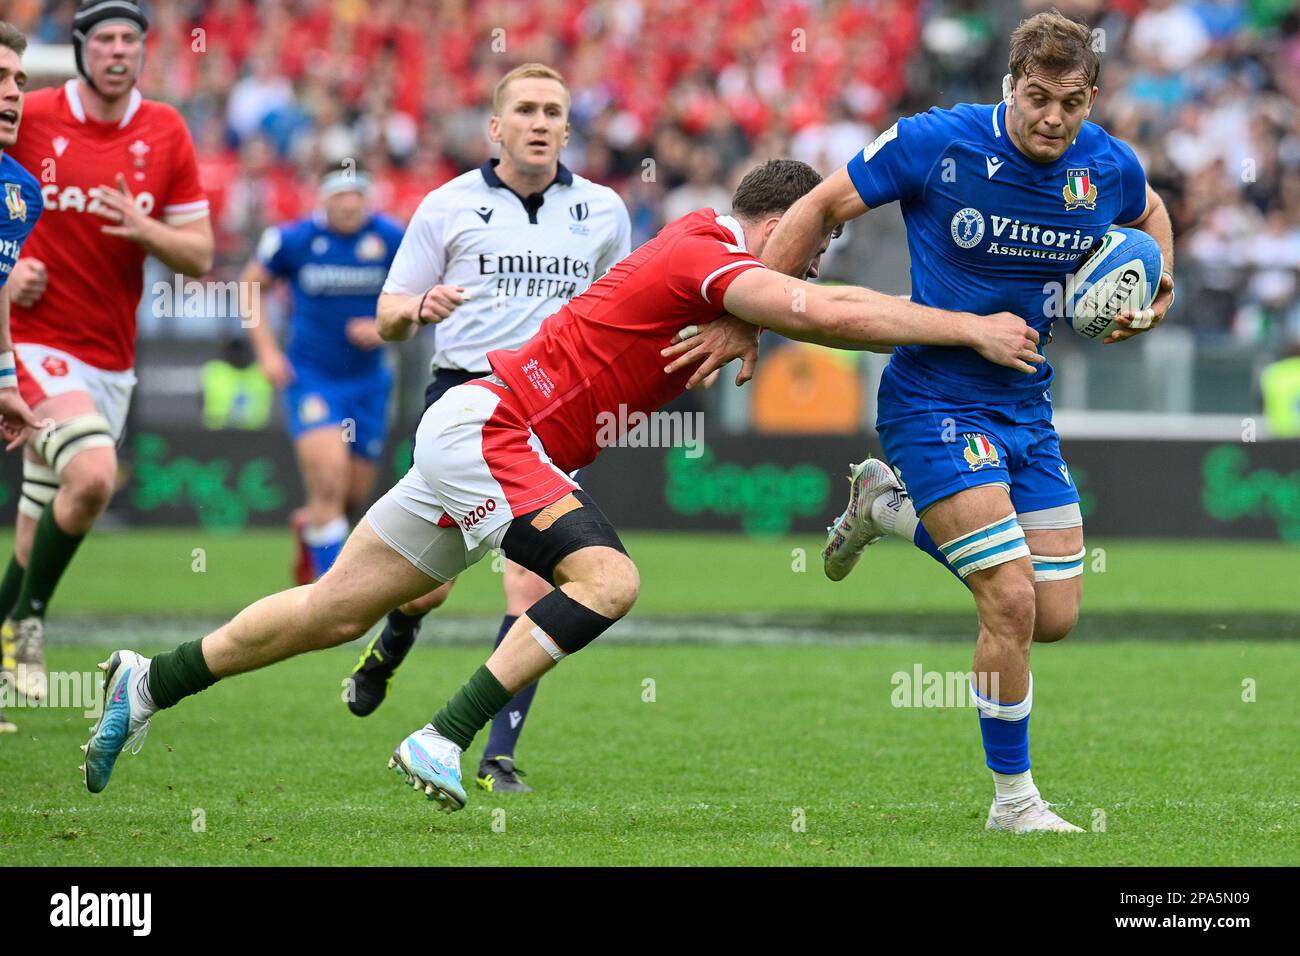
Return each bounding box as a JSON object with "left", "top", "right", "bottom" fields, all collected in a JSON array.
[
  {"left": 846, "top": 101, "right": 1148, "bottom": 402},
  {"left": 257, "top": 211, "right": 405, "bottom": 378},
  {"left": 0, "top": 152, "right": 43, "bottom": 288}
]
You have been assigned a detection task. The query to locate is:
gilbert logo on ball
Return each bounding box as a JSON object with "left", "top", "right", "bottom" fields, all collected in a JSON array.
[{"left": 1066, "top": 227, "right": 1162, "bottom": 342}]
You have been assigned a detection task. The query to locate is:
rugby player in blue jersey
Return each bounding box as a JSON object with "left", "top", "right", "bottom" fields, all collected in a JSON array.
[
  {"left": 0, "top": 21, "right": 48, "bottom": 731},
  {"left": 687, "top": 12, "right": 1175, "bottom": 832},
  {"left": 241, "top": 162, "right": 405, "bottom": 581}
]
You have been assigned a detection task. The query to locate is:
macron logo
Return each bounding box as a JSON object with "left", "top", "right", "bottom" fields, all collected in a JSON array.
[
  {"left": 986, "top": 156, "right": 1004, "bottom": 178},
  {"left": 509, "top": 710, "right": 523, "bottom": 729},
  {"left": 474, "top": 206, "right": 494, "bottom": 224},
  {"left": 50, "top": 886, "right": 151, "bottom": 936}
]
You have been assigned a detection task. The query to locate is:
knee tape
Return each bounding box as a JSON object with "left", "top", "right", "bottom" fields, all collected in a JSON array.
[
  {"left": 501, "top": 490, "right": 626, "bottom": 585},
  {"left": 1017, "top": 502, "right": 1082, "bottom": 531},
  {"left": 525, "top": 587, "right": 617, "bottom": 661},
  {"left": 939, "top": 514, "right": 1029, "bottom": 579},
  {"left": 34, "top": 413, "right": 114, "bottom": 474},
  {"left": 19, "top": 458, "right": 58, "bottom": 519},
  {"left": 1030, "top": 548, "right": 1086, "bottom": 582}
]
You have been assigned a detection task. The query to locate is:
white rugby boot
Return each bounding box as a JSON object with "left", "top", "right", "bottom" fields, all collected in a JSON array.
[
  {"left": 986, "top": 796, "right": 1084, "bottom": 833},
  {"left": 389, "top": 725, "right": 467, "bottom": 812},
  {"left": 822, "top": 457, "right": 905, "bottom": 581},
  {"left": 83, "top": 650, "right": 154, "bottom": 793},
  {"left": 9, "top": 617, "right": 47, "bottom": 700}
]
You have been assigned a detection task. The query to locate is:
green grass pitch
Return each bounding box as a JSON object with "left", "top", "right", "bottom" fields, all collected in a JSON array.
[{"left": 1, "top": 529, "right": 1297, "bottom": 866}]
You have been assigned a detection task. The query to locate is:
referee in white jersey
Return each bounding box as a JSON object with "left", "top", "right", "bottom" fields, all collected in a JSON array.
[{"left": 343, "top": 64, "right": 631, "bottom": 794}]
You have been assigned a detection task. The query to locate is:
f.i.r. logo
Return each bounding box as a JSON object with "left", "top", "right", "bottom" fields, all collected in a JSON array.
[
  {"left": 1063, "top": 168, "right": 1098, "bottom": 210},
  {"left": 5, "top": 182, "right": 26, "bottom": 221}
]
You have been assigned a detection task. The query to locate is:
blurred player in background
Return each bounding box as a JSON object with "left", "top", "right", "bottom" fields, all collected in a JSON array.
[
  {"left": 0, "top": 20, "right": 49, "bottom": 733},
  {"left": 342, "top": 63, "right": 631, "bottom": 794},
  {"left": 0, "top": 0, "right": 213, "bottom": 701},
  {"left": 241, "top": 162, "right": 404, "bottom": 583},
  {"left": 758, "top": 12, "right": 1175, "bottom": 833}
]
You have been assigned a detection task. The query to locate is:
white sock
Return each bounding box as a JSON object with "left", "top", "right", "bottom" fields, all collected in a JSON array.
[
  {"left": 422, "top": 722, "right": 460, "bottom": 751},
  {"left": 131, "top": 660, "right": 157, "bottom": 718},
  {"left": 992, "top": 769, "right": 1040, "bottom": 806},
  {"left": 871, "top": 489, "right": 919, "bottom": 541},
  {"left": 302, "top": 516, "right": 348, "bottom": 546}
]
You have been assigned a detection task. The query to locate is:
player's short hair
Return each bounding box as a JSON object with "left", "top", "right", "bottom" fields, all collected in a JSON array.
[
  {"left": 492, "top": 63, "right": 570, "bottom": 116},
  {"left": 1008, "top": 10, "right": 1099, "bottom": 89},
  {"left": 730, "top": 159, "right": 823, "bottom": 223},
  {"left": 0, "top": 21, "right": 28, "bottom": 58}
]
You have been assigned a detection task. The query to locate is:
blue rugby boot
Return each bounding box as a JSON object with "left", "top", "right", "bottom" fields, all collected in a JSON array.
[
  {"left": 388, "top": 726, "right": 467, "bottom": 812},
  {"left": 82, "top": 650, "right": 154, "bottom": 793}
]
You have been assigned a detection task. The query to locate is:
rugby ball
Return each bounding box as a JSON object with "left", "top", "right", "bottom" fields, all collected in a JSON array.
[{"left": 1066, "top": 227, "right": 1162, "bottom": 342}]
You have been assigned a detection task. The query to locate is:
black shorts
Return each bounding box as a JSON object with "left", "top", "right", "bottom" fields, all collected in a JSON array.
[{"left": 423, "top": 368, "right": 489, "bottom": 410}]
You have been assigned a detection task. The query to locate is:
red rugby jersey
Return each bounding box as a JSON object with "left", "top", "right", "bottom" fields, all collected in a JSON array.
[
  {"left": 488, "top": 208, "right": 765, "bottom": 473},
  {"left": 9, "top": 80, "right": 209, "bottom": 371}
]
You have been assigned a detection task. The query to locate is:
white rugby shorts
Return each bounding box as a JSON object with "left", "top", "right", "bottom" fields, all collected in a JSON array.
[
  {"left": 367, "top": 376, "right": 579, "bottom": 582},
  {"left": 15, "top": 342, "right": 136, "bottom": 443}
]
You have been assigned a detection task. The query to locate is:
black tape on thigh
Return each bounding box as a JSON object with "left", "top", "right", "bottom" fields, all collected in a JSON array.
[
  {"left": 526, "top": 586, "right": 617, "bottom": 656},
  {"left": 501, "top": 489, "right": 626, "bottom": 585}
]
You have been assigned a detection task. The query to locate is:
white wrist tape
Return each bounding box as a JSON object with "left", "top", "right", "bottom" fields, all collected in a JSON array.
[{"left": 0, "top": 349, "right": 15, "bottom": 390}]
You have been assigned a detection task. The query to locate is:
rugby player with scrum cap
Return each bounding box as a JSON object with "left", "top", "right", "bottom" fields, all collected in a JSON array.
[{"left": 1, "top": 0, "right": 213, "bottom": 702}]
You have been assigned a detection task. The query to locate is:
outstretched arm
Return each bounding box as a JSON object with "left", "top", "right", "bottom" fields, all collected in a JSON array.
[
  {"left": 718, "top": 269, "right": 1042, "bottom": 372},
  {"left": 662, "top": 271, "right": 1044, "bottom": 387}
]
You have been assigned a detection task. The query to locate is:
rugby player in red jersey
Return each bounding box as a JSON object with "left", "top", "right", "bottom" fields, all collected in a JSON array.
[
  {"left": 0, "top": 1, "right": 213, "bottom": 700},
  {"left": 80, "top": 160, "right": 1041, "bottom": 802}
]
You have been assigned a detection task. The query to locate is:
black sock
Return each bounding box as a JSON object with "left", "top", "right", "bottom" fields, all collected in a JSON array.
[{"left": 379, "top": 608, "right": 426, "bottom": 658}]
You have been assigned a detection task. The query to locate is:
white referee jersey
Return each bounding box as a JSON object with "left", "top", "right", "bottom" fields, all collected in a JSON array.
[{"left": 384, "top": 159, "right": 632, "bottom": 373}]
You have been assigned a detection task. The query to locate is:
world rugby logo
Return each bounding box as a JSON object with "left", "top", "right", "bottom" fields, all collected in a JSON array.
[{"left": 950, "top": 207, "right": 985, "bottom": 249}]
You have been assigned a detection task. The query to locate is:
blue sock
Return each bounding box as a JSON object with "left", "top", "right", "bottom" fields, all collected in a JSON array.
[
  {"left": 915, "top": 522, "right": 967, "bottom": 587},
  {"left": 971, "top": 676, "right": 1032, "bottom": 773},
  {"left": 483, "top": 614, "right": 539, "bottom": 760},
  {"left": 303, "top": 517, "right": 347, "bottom": 579}
]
